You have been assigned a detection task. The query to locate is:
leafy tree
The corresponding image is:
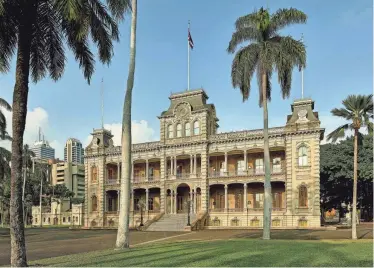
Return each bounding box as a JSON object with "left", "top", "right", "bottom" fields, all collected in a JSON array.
[
  {"left": 327, "top": 94, "right": 373, "bottom": 239},
  {"left": 321, "top": 135, "right": 373, "bottom": 221},
  {"left": 227, "top": 7, "right": 307, "bottom": 239},
  {"left": 116, "top": 0, "right": 136, "bottom": 249},
  {"left": 0, "top": 1, "right": 131, "bottom": 265}
]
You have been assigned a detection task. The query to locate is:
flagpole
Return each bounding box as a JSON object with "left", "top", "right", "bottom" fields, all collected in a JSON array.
[
  {"left": 187, "top": 21, "right": 190, "bottom": 91},
  {"left": 301, "top": 33, "right": 304, "bottom": 99}
]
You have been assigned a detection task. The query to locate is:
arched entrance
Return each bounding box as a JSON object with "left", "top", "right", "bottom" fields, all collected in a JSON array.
[{"left": 177, "top": 183, "right": 190, "bottom": 213}]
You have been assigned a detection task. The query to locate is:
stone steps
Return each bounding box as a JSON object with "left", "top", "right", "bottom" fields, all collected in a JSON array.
[{"left": 146, "top": 214, "right": 197, "bottom": 231}]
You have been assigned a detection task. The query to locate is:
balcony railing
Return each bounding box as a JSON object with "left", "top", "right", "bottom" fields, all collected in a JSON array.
[
  {"left": 106, "top": 179, "right": 118, "bottom": 185},
  {"left": 133, "top": 175, "right": 146, "bottom": 183},
  {"left": 208, "top": 167, "right": 285, "bottom": 178},
  {"left": 176, "top": 172, "right": 190, "bottom": 179},
  {"left": 208, "top": 207, "right": 286, "bottom": 213},
  {"left": 148, "top": 175, "right": 160, "bottom": 181}
]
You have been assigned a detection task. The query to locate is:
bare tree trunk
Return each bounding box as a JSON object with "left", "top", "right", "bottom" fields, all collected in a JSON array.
[
  {"left": 116, "top": 0, "right": 137, "bottom": 249},
  {"left": 352, "top": 129, "right": 358, "bottom": 239},
  {"left": 10, "top": 21, "right": 34, "bottom": 268},
  {"left": 261, "top": 72, "right": 272, "bottom": 240}
]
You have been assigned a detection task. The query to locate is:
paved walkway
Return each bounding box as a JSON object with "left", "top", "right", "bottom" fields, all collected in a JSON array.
[{"left": 0, "top": 224, "right": 372, "bottom": 266}]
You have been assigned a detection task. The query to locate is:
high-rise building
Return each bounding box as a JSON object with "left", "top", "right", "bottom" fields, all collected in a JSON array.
[
  {"left": 64, "top": 138, "right": 84, "bottom": 164},
  {"left": 51, "top": 162, "right": 85, "bottom": 199},
  {"left": 30, "top": 128, "right": 55, "bottom": 161}
]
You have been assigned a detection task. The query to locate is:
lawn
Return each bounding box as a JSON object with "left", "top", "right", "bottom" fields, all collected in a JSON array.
[{"left": 31, "top": 239, "right": 373, "bottom": 267}]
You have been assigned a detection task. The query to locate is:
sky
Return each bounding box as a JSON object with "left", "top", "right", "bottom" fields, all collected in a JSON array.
[{"left": 0, "top": 0, "right": 373, "bottom": 159}]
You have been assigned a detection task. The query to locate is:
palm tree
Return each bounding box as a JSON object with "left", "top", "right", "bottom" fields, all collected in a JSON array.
[
  {"left": 327, "top": 94, "right": 373, "bottom": 239},
  {"left": 116, "top": 0, "right": 137, "bottom": 249},
  {"left": 0, "top": 1, "right": 131, "bottom": 266},
  {"left": 227, "top": 7, "right": 307, "bottom": 239},
  {"left": 0, "top": 97, "right": 11, "bottom": 139}
]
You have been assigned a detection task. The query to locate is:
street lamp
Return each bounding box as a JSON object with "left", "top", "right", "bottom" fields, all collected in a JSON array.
[
  {"left": 187, "top": 200, "right": 191, "bottom": 226},
  {"left": 139, "top": 203, "right": 144, "bottom": 227}
]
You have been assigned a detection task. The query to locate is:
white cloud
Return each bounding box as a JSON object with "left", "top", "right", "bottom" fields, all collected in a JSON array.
[
  {"left": 320, "top": 114, "right": 354, "bottom": 144},
  {"left": 84, "top": 120, "right": 157, "bottom": 147},
  {"left": 0, "top": 107, "right": 64, "bottom": 159}
]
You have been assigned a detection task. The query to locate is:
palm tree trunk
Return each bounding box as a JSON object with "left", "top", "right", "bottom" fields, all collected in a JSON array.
[
  {"left": 261, "top": 72, "right": 272, "bottom": 240},
  {"left": 116, "top": 0, "right": 137, "bottom": 249},
  {"left": 10, "top": 20, "right": 34, "bottom": 267},
  {"left": 352, "top": 129, "right": 358, "bottom": 239}
]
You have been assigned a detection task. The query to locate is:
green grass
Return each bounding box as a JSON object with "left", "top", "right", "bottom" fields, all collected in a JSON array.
[{"left": 31, "top": 239, "right": 373, "bottom": 267}]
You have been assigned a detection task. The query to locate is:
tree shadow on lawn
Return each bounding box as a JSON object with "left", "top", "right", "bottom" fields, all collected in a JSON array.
[{"left": 32, "top": 239, "right": 373, "bottom": 267}]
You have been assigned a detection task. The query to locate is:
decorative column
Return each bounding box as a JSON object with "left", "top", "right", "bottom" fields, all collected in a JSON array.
[
  {"left": 170, "top": 191, "right": 174, "bottom": 214},
  {"left": 244, "top": 150, "right": 247, "bottom": 173},
  {"left": 193, "top": 154, "right": 197, "bottom": 175},
  {"left": 131, "top": 161, "right": 134, "bottom": 182},
  {"left": 190, "top": 155, "right": 193, "bottom": 174},
  {"left": 174, "top": 190, "right": 177, "bottom": 213},
  {"left": 170, "top": 157, "right": 173, "bottom": 178},
  {"left": 224, "top": 152, "right": 228, "bottom": 175},
  {"left": 131, "top": 189, "right": 134, "bottom": 212},
  {"left": 190, "top": 191, "right": 193, "bottom": 212},
  {"left": 243, "top": 184, "right": 247, "bottom": 212},
  {"left": 104, "top": 192, "right": 107, "bottom": 212},
  {"left": 193, "top": 188, "right": 197, "bottom": 214},
  {"left": 117, "top": 162, "right": 121, "bottom": 182},
  {"left": 117, "top": 190, "right": 120, "bottom": 212},
  {"left": 174, "top": 156, "right": 177, "bottom": 176},
  {"left": 145, "top": 189, "right": 149, "bottom": 211},
  {"left": 145, "top": 159, "right": 149, "bottom": 182},
  {"left": 224, "top": 185, "right": 228, "bottom": 212}
]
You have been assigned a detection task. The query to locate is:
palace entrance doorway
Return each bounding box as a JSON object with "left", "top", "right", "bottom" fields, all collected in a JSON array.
[{"left": 176, "top": 184, "right": 190, "bottom": 213}]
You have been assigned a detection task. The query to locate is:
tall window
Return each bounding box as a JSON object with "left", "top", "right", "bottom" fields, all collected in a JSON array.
[
  {"left": 91, "top": 195, "right": 98, "bottom": 212},
  {"left": 148, "top": 197, "right": 154, "bottom": 211},
  {"left": 176, "top": 123, "right": 182, "bottom": 137},
  {"left": 272, "top": 192, "right": 282, "bottom": 208},
  {"left": 185, "top": 122, "right": 191, "bottom": 136},
  {"left": 298, "top": 146, "right": 308, "bottom": 166},
  {"left": 272, "top": 157, "right": 281, "bottom": 173},
  {"left": 91, "top": 166, "right": 97, "bottom": 183},
  {"left": 254, "top": 193, "right": 264, "bottom": 208},
  {"left": 237, "top": 160, "right": 245, "bottom": 175},
  {"left": 149, "top": 167, "right": 154, "bottom": 180},
  {"left": 168, "top": 125, "right": 174, "bottom": 138},
  {"left": 108, "top": 169, "right": 113, "bottom": 180},
  {"left": 193, "top": 121, "right": 200, "bottom": 135},
  {"left": 255, "top": 159, "right": 264, "bottom": 174},
  {"left": 299, "top": 185, "right": 308, "bottom": 207}
]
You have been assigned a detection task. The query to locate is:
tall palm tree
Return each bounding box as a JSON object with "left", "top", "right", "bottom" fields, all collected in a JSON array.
[
  {"left": 0, "top": 97, "right": 11, "bottom": 139},
  {"left": 116, "top": 0, "right": 137, "bottom": 249},
  {"left": 0, "top": 1, "right": 130, "bottom": 266},
  {"left": 327, "top": 94, "right": 373, "bottom": 239},
  {"left": 227, "top": 7, "right": 307, "bottom": 239}
]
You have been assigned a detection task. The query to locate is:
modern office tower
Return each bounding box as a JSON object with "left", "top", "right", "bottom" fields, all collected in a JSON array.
[
  {"left": 30, "top": 127, "right": 55, "bottom": 161},
  {"left": 64, "top": 138, "right": 84, "bottom": 164}
]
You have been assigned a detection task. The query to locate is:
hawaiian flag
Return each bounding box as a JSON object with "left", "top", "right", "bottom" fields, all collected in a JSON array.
[{"left": 188, "top": 29, "right": 194, "bottom": 50}]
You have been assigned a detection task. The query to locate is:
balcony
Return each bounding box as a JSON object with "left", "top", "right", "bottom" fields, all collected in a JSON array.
[
  {"left": 106, "top": 179, "right": 118, "bottom": 185},
  {"left": 133, "top": 175, "right": 146, "bottom": 183},
  {"left": 176, "top": 172, "right": 190, "bottom": 179},
  {"left": 209, "top": 167, "right": 285, "bottom": 178},
  {"left": 148, "top": 175, "right": 160, "bottom": 182}
]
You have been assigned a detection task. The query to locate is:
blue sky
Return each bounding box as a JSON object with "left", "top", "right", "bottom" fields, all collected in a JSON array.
[{"left": 0, "top": 0, "right": 372, "bottom": 159}]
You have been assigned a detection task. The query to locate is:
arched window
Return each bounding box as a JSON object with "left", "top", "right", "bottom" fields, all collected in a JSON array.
[
  {"left": 176, "top": 123, "right": 182, "bottom": 137},
  {"left": 193, "top": 121, "right": 200, "bottom": 135},
  {"left": 298, "top": 145, "right": 308, "bottom": 166},
  {"left": 185, "top": 122, "right": 191, "bottom": 136},
  {"left": 92, "top": 195, "right": 98, "bottom": 212},
  {"left": 167, "top": 125, "right": 174, "bottom": 138},
  {"left": 91, "top": 166, "right": 97, "bottom": 183},
  {"left": 299, "top": 185, "right": 308, "bottom": 207}
]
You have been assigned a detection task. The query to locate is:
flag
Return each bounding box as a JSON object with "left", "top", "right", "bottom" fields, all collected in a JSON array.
[{"left": 188, "top": 29, "right": 194, "bottom": 50}]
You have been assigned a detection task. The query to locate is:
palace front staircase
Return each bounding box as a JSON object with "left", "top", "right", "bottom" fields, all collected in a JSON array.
[{"left": 146, "top": 213, "right": 197, "bottom": 232}]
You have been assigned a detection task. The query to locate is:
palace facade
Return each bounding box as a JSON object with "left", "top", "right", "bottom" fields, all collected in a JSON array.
[{"left": 84, "top": 89, "right": 324, "bottom": 229}]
